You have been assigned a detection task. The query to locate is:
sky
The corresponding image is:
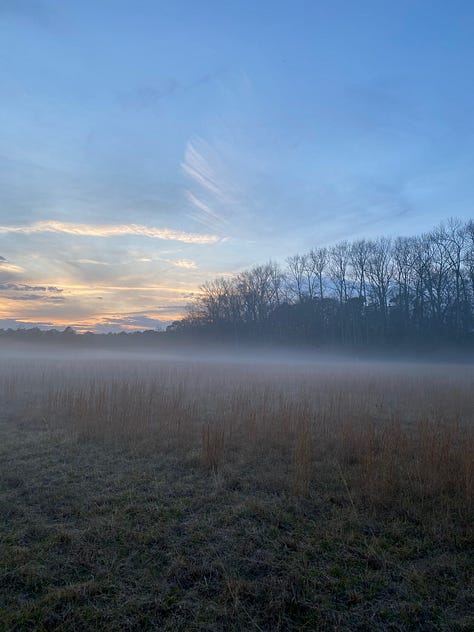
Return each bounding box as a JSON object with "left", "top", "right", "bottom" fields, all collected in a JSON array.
[{"left": 1, "top": 0, "right": 474, "bottom": 332}]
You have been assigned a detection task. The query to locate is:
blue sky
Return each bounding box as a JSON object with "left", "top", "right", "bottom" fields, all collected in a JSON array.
[{"left": 1, "top": 0, "right": 473, "bottom": 330}]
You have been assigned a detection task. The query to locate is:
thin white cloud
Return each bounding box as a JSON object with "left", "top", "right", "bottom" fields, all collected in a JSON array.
[
  {"left": 0, "top": 261, "right": 24, "bottom": 273},
  {"left": 181, "top": 136, "right": 238, "bottom": 231},
  {"left": 136, "top": 255, "right": 197, "bottom": 269},
  {"left": 182, "top": 139, "right": 224, "bottom": 198},
  {"left": 171, "top": 259, "right": 197, "bottom": 269},
  {"left": 0, "top": 220, "right": 220, "bottom": 244},
  {"left": 185, "top": 190, "right": 228, "bottom": 230},
  {"left": 76, "top": 258, "right": 112, "bottom": 266}
]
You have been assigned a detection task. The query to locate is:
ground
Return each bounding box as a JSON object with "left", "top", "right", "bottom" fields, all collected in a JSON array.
[{"left": 1, "top": 411, "right": 472, "bottom": 631}]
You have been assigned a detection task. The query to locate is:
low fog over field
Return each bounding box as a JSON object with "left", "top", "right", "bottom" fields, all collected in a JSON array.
[
  {"left": 1, "top": 345, "right": 473, "bottom": 629},
  {"left": 2, "top": 345, "right": 473, "bottom": 499}
]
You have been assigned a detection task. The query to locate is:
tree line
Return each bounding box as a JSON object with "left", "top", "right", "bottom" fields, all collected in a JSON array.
[{"left": 169, "top": 218, "right": 474, "bottom": 347}]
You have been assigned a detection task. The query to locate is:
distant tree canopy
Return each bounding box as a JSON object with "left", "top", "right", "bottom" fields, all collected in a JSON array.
[{"left": 169, "top": 218, "right": 474, "bottom": 347}]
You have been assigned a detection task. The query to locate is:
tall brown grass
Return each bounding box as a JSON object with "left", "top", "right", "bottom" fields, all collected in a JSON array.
[{"left": 1, "top": 353, "right": 473, "bottom": 517}]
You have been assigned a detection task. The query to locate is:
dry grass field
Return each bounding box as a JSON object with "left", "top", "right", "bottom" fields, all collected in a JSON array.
[{"left": 1, "top": 349, "right": 473, "bottom": 631}]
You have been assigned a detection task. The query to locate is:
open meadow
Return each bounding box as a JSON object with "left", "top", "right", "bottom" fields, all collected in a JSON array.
[{"left": 1, "top": 349, "right": 473, "bottom": 631}]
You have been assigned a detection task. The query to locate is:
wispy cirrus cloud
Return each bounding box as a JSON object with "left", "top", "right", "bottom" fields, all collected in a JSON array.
[
  {"left": 185, "top": 190, "right": 229, "bottom": 231},
  {"left": 182, "top": 138, "right": 225, "bottom": 198},
  {"left": 0, "top": 220, "right": 220, "bottom": 244},
  {"left": 182, "top": 136, "right": 237, "bottom": 231}
]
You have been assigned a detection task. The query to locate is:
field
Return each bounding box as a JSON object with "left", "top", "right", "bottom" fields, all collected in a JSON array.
[{"left": 1, "top": 349, "right": 473, "bottom": 631}]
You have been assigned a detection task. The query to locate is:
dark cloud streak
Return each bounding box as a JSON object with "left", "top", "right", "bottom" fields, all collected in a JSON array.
[
  {"left": 4, "top": 294, "right": 65, "bottom": 302},
  {"left": 118, "top": 68, "right": 227, "bottom": 111},
  {"left": 0, "top": 283, "right": 63, "bottom": 292}
]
